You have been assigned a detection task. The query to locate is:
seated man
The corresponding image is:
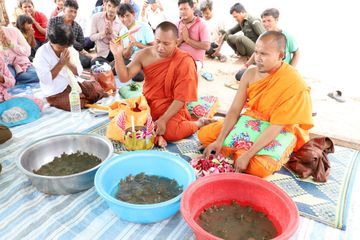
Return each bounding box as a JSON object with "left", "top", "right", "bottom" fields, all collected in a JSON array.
[
  {"left": 200, "top": 0, "right": 226, "bottom": 62},
  {"left": 33, "top": 24, "right": 105, "bottom": 111},
  {"left": 90, "top": 0, "right": 122, "bottom": 65},
  {"left": 118, "top": 3, "right": 155, "bottom": 82},
  {"left": 177, "top": 0, "right": 210, "bottom": 70},
  {"left": 199, "top": 31, "right": 313, "bottom": 178},
  {"left": 110, "top": 21, "right": 210, "bottom": 145},
  {"left": 140, "top": 0, "right": 167, "bottom": 32},
  {"left": 234, "top": 8, "right": 300, "bottom": 83},
  {"left": 121, "top": 0, "right": 140, "bottom": 19},
  {"left": 84, "top": 0, "right": 108, "bottom": 51},
  {"left": 47, "top": 0, "right": 92, "bottom": 68},
  {"left": 217, "top": 3, "right": 264, "bottom": 59}
]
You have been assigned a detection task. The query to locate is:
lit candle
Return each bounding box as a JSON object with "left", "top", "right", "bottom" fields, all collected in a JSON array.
[{"left": 131, "top": 115, "right": 135, "bottom": 132}]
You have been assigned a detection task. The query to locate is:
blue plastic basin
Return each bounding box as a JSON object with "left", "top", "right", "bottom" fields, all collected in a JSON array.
[{"left": 94, "top": 150, "right": 196, "bottom": 224}]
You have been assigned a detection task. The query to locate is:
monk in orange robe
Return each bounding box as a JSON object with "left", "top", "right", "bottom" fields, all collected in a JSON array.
[
  {"left": 200, "top": 31, "right": 313, "bottom": 178},
  {"left": 110, "top": 21, "right": 207, "bottom": 146}
]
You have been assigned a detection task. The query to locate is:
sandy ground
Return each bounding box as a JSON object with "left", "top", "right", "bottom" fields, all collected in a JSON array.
[{"left": 199, "top": 56, "right": 360, "bottom": 146}]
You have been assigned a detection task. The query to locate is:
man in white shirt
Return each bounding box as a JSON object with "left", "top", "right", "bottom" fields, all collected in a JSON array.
[
  {"left": 33, "top": 24, "right": 105, "bottom": 111},
  {"left": 140, "top": 0, "right": 166, "bottom": 32},
  {"left": 200, "top": 0, "right": 226, "bottom": 62}
]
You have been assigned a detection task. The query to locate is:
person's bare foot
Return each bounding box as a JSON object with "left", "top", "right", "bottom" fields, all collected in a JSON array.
[
  {"left": 155, "top": 135, "right": 167, "bottom": 148},
  {"left": 196, "top": 117, "right": 217, "bottom": 128}
]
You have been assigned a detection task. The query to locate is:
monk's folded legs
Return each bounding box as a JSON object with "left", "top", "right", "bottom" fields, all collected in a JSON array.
[
  {"left": 198, "top": 121, "right": 294, "bottom": 178},
  {"left": 162, "top": 111, "right": 198, "bottom": 142}
]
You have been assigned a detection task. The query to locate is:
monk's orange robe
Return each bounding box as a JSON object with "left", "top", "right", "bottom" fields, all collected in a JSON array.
[
  {"left": 143, "top": 48, "right": 198, "bottom": 141},
  {"left": 198, "top": 63, "right": 313, "bottom": 177}
]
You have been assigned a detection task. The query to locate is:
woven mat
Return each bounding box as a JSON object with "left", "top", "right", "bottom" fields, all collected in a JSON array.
[{"left": 86, "top": 121, "right": 359, "bottom": 230}]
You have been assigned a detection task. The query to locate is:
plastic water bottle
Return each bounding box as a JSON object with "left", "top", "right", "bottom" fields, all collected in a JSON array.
[
  {"left": 69, "top": 88, "right": 81, "bottom": 116},
  {"left": 25, "top": 86, "right": 33, "bottom": 97}
]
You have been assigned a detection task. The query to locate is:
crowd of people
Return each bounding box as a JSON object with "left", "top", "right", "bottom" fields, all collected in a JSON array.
[{"left": 1, "top": 0, "right": 313, "bottom": 178}]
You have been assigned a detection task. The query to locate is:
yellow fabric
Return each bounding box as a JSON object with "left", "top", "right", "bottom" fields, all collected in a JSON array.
[
  {"left": 244, "top": 62, "right": 313, "bottom": 151},
  {"left": 106, "top": 95, "right": 150, "bottom": 142}
]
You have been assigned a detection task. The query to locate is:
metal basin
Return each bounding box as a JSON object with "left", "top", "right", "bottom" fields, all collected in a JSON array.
[{"left": 17, "top": 133, "right": 113, "bottom": 195}]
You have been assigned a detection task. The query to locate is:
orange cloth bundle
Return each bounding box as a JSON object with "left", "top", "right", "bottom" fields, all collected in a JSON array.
[{"left": 106, "top": 95, "right": 155, "bottom": 144}]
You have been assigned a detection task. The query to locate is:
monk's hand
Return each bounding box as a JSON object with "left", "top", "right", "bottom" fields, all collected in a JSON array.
[
  {"left": 110, "top": 41, "right": 124, "bottom": 57},
  {"left": 203, "top": 140, "right": 222, "bottom": 158},
  {"left": 234, "top": 152, "right": 252, "bottom": 173},
  {"left": 155, "top": 118, "right": 167, "bottom": 136}
]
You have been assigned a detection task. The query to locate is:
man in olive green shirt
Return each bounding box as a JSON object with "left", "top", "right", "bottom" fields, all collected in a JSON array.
[
  {"left": 213, "top": 3, "right": 264, "bottom": 58},
  {"left": 231, "top": 8, "right": 300, "bottom": 85}
]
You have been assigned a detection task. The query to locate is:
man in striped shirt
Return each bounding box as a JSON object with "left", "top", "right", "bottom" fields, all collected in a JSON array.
[{"left": 47, "top": 0, "right": 92, "bottom": 68}]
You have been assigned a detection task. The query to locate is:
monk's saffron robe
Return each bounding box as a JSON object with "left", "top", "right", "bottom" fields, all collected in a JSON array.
[
  {"left": 198, "top": 63, "right": 313, "bottom": 177},
  {"left": 143, "top": 48, "right": 198, "bottom": 141}
]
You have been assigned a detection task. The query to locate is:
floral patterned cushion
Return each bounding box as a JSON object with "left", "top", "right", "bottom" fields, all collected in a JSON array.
[
  {"left": 187, "top": 95, "right": 219, "bottom": 119},
  {"left": 223, "top": 115, "right": 296, "bottom": 161}
]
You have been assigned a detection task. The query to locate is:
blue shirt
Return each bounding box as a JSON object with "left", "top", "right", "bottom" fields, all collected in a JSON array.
[{"left": 120, "top": 21, "right": 155, "bottom": 60}]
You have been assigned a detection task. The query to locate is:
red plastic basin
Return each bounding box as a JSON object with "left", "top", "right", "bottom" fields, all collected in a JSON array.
[{"left": 181, "top": 173, "right": 299, "bottom": 240}]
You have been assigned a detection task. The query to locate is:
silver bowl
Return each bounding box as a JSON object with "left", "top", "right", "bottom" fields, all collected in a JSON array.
[{"left": 17, "top": 133, "right": 113, "bottom": 195}]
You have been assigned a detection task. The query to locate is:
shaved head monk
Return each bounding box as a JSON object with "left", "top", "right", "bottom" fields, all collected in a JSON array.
[
  {"left": 110, "top": 21, "right": 210, "bottom": 146},
  {"left": 199, "top": 31, "right": 313, "bottom": 177}
]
